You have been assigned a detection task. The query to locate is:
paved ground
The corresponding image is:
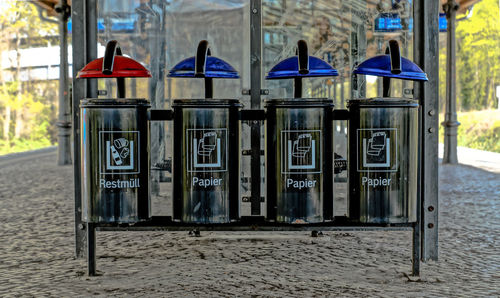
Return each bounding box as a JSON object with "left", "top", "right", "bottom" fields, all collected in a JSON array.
[{"left": 0, "top": 148, "right": 498, "bottom": 297}]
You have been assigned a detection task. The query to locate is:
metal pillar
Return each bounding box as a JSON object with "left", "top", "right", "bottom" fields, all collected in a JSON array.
[
  {"left": 442, "top": 0, "right": 460, "bottom": 164},
  {"left": 414, "top": 0, "right": 440, "bottom": 262},
  {"left": 250, "top": 0, "right": 262, "bottom": 215},
  {"left": 56, "top": 0, "right": 72, "bottom": 165},
  {"left": 72, "top": 0, "right": 98, "bottom": 258}
]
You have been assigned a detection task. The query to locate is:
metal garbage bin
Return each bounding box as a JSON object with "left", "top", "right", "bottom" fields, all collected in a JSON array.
[
  {"left": 265, "top": 40, "right": 338, "bottom": 223},
  {"left": 348, "top": 40, "right": 428, "bottom": 223},
  {"left": 78, "top": 40, "right": 152, "bottom": 223},
  {"left": 168, "top": 40, "right": 241, "bottom": 223}
]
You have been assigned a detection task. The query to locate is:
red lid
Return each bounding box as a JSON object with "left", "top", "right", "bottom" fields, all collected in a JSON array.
[{"left": 77, "top": 56, "right": 151, "bottom": 78}]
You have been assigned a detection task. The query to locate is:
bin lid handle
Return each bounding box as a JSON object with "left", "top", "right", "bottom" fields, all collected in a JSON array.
[
  {"left": 103, "top": 40, "right": 125, "bottom": 98},
  {"left": 77, "top": 40, "right": 152, "bottom": 99},
  {"left": 352, "top": 40, "right": 428, "bottom": 83},
  {"left": 266, "top": 40, "right": 338, "bottom": 98},
  {"left": 383, "top": 40, "right": 402, "bottom": 97},
  {"left": 167, "top": 40, "right": 239, "bottom": 99}
]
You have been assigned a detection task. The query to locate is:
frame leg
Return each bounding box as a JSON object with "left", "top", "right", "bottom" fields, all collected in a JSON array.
[
  {"left": 87, "top": 223, "right": 96, "bottom": 276},
  {"left": 412, "top": 222, "right": 421, "bottom": 276}
]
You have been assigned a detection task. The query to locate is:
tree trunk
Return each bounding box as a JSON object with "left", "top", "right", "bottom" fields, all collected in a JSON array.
[
  {"left": 14, "top": 110, "right": 23, "bottom": 138},
  {"left": 14, "top": 34, "right": 23, "bottom": 139},
  {"left": 3, "top": 106, "right": 10, "bottom": 142}
]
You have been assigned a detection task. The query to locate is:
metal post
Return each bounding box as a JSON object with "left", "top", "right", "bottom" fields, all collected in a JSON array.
[
  {"left": 250, "top": 0, "right": 262, "bottom": 215},
  {"left": 72, "top": 0, "right": 98, "bottom": 258},
  {"left": 87, "top": 223, "right": 96, "bottom": 276},
  {"left": 442, "top": 0, "right": 460, "bottom": 164},
  {"left": 56, "top": 0, "right": 72, "bottom": 165},
  {"left": 414, "top": 0, "right": 440, "bottom": 262}
]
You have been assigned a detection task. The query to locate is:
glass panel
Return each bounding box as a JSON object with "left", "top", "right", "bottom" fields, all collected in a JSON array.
[
  {"left": 97, "top": 0, "right": 250, "bottom": 216},
  {"left": 263, "top": 0, "right": 414, "bottom": 102},
  {"left": 263, "top": 0, "right": 414, "bottom": 216}
]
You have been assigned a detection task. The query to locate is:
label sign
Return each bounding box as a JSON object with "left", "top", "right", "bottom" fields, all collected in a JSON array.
[
  {"left": 281, "top": 130, "right": 322, "bottom": 174},
  {"left": 357, "top": 128, "right": 398, "bottom": 172},
  {"left": 187, "top": 128, "right": 227, "bottom": 173},
  {"left": 99, "top": 131, "right": 140, "bottom": 175}
]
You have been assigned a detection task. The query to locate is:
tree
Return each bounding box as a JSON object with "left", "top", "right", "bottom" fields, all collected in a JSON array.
[
  {"left": 456, "top": 0, "right": 500, "bottom": 111},
  {"left": 0, "top": 1, "right": 57, "bottom": 150}
]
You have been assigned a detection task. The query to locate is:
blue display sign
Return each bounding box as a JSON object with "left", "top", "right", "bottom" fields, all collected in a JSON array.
[
  {"left": 374, "top": 13, "right": 413, "bottom": 32},
  {"left": 68, "top": 18, "right": 134, "bottom": 34},
  {"left": 439, "top": 13, "right": 448, "bottom": 32}
]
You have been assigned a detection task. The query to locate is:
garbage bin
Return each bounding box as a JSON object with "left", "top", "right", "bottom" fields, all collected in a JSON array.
[
  {"left": 265, "top": 40, "right": 338, "bottom": 223},
  {"left": 78, "top": 40, "right": 152, "bottom": 223},
  {"left": 348, "top": 40, "right": 428, "bottom": 223},
  {"left": 168, "top": 40, "right": 241, "bottom": 223}
]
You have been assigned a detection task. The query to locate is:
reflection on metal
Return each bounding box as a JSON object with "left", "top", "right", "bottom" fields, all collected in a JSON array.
[
  {"left": 168, "top": 41, "right": 241, "bottom": 223},
  {"left": 442, "top": 0, "right": 460, "bottom": 164},
  {"left": 348, "top": 99, "right": 419, "bottom": 223},
  {"left": 172, "top": 100, "right": 241, "bottom": 223},
  {"left": 80, "top": 99, "right": 151, "bottom": 223},
  {"left": 349, "top": 40, "right": 427, "bottom": 224},
  {"left": 266, "top": 40, "right": 336, "bottom": 223}
]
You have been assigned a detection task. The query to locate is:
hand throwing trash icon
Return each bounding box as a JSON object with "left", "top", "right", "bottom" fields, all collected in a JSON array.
[{"left": 292, "top": 134, "right": 312, "bottom": 158}]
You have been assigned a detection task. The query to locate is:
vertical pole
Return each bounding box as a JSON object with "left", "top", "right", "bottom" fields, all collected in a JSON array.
[
  {"left": 87, "top": 223, "right": 96, "bottom": 276},
  {"left": 250, "top": 0, "right": 262, "bottom": 215},
  {"left": 340, "top": 75, "right": 345, "bottom": 132},
  {"left": 442, "top": 0, "right": 460, "bottom": 164},
  {"left": 72, "top": 0, "right": 98, "bottom": 259},
  {"left": 71, "top": 0, "right": 85, "bottom": 259},
  {"left": 414, "top": 0, "right": 440, "bottom": 262},
  {"left": 57, "top": 0, "right": 72, "bottom": 165}
]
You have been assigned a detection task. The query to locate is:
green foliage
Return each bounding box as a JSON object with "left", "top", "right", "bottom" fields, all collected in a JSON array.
[
  {"left": 440, "top": 110, "right": 500, "bottom": 153},
  {"left": 0, "top": 2, "right": 59, "bottom": 155},
  {"left": 0, "top": 138, "right": 52, "bottom": 155},
  {"left": 0, "top": 1, "right": 57, "bottom": 42},
  {"left": 455, "top": 0, "right": 500, "bottom": 111}
]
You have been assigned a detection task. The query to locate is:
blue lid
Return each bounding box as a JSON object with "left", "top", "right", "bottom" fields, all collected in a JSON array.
[
  {"left": 266, "top": 56, "right": 339, "bottom": 79},
  {"left": 353, "top": 54, "right": 428, "bottom": 81},
  {"left": 168, "top": 56, "right": 239, "bottom": 79}
]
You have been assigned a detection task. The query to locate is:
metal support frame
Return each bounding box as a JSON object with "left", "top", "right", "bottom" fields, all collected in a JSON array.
[
  {"left": 72, "top": 0, "right": 98, "bottom": 258},
  {"left": 414, "top": 0, "right": 440, "bottom": 262},
  {"left": 249, "top": 0, "right": 263, "bottom": 215},
  {"left": 442, "top": 0, "right": 460, "bottom": 164},
  {"left": 73, "top": 0, "right": 439, "bottom": 277}
]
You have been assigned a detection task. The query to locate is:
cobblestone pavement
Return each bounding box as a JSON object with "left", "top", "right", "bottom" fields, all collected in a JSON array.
[{"left": 0, "top": 149, "right": 498, "bottom": 297}]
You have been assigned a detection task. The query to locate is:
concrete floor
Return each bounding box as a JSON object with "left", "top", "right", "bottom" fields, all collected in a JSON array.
[{"left": 0, "top": 147, "right": 498, "bottom": 297}]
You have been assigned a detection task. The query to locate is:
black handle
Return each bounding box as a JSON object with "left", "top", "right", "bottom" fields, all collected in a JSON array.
[
  {"left": 383, "top": 40, "right": 402, "bottom": 97},
  {"left": 102, "top": 40, "right": 125, "bottom": 98},
  {"left": 294, "top": 40, "right": 309, "bottom": 98},
  {"left": 297, "top": 40, "right": 309, "bottom": 75},
  {"left": 194, "top": 40, "right": 213, "bottom": 99}
]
